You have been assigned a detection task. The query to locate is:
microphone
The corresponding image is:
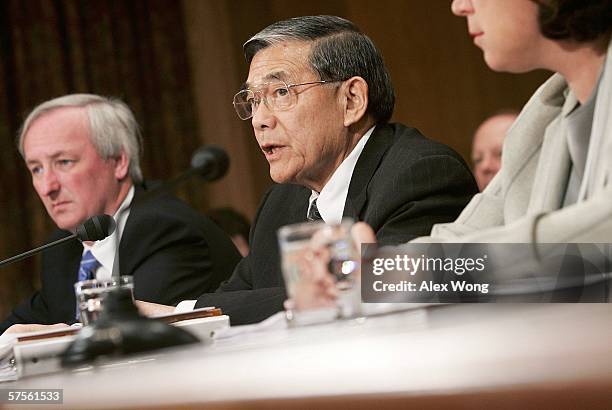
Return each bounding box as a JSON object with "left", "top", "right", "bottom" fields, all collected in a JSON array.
[
  {"left": 130, "top": 144, "right": 230, "bottom": 208},
  {"left": 191, "top": 145, "right": 230, "bottom": 182},
  {"left": 75, "top": 214, "right": 117, "bottom": 241},
  {"left": 0, "top": 215, "right": 116, "bottom": 268}
]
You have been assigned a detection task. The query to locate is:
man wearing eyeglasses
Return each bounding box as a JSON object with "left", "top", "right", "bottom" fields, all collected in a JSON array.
[{"left": 138, "top": 15, "right": 477, "bottom": 324}]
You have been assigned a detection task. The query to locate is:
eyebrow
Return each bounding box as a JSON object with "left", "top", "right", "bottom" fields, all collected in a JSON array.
[
  {"left": 244, "top": 71, "right": 290, "bottom": 89},
  {"left": 25, "top": 150, "right": 73, "bottom": 166}
]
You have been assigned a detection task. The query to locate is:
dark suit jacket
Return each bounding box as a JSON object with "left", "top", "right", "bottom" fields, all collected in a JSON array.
[
  {"left": 195, "top": 123, "right": 478, "bottom": 325},
  {"left": 0, "top": 184, "right": 241, "bottom": 334}
]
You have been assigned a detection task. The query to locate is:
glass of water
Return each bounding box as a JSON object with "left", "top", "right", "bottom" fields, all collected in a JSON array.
[
  {"left": 74, "top": 276, "right": 134, "bottom": 326},
  {"left": 278, "top": 218, "right": 360, "bottom": 323}
]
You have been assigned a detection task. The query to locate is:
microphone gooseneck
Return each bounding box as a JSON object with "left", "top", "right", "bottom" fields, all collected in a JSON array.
[
  {"left": 0, "top": 214, "right": 115, "bottom": 268},
  {"left": 130, "top": 145, "right": 231, "bottom": 209}
]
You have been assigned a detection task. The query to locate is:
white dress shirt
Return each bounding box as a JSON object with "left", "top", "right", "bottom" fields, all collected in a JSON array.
[{"left": 82, "top": 186, "right": 134, "bottom": 280}]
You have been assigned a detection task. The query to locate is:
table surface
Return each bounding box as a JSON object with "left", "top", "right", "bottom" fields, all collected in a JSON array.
[{"left": 4, "top": 303, "right": 612, "bottom": 409}]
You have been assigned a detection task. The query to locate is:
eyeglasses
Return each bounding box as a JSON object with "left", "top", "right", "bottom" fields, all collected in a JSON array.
[{"left": 232, "top": 79, "right": 343, "bottom": 120}]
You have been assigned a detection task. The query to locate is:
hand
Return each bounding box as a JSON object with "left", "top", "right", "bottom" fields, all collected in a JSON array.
[
  {"left": 351, "top": 221, "right": 377, "bottom": 247},
  {"left": 4, "top": 323, "right": 71, "bottom": 335},
  {"left": 135, "top": 300, "right": 175, "bottom": 317},
  {"left": 290, "top": 222, "right": 378, "bottom": 311},
  {"left": 291, "top": 243, "right": 338, "bottom": 311}
]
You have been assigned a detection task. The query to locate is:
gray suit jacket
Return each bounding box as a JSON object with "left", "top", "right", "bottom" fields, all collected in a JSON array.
[{"left": 417, "top": 39, "right": 612, "bottom": 247}]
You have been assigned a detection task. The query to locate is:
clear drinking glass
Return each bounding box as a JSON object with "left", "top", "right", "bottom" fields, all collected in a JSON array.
[
  {"left": 278, "top": 218, "right": 360, "bottom": 323},
  {"left": 74, "top": 276, "right": 134, "bottom": 326}
]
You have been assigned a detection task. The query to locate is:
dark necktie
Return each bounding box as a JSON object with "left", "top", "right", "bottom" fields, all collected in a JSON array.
[{"left": 307, "top": 198, "right": 323, "bottom": 222}]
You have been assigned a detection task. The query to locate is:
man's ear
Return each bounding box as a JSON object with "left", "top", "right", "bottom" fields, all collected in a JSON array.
[
  {"left": 113, "top": 150, "right": 130, "bottom": 180},
  {"left": 341, "top": 76, "right": 369, "bottom": 127}
]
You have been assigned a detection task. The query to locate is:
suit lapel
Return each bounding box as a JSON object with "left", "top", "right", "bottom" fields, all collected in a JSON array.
[
  {"left": 343, "top": 125, "right": 394, "bottom": 220},
  {"left": 528, "top": 117, "right": 571, "bottom": 211},
  {"left": 499, "top": 74, "right": 568, "bottom": 218},
  {"left": 527, "top": 88, "right": 577, "bottom": 212},
  {"left": 50, "top": 231, "right": 83, "bottom": 285},
  {"left": 294, "top": 187, "right": 311, "bottom": 223},
  {"left": 117, "top": 184, "right": 147, "bottom": 274},
  {"left": 50, "top": 233, "right": 83, "bottom": 320},
  {"left": 277, "top": 184, "right": 310, "bottom": 225}
]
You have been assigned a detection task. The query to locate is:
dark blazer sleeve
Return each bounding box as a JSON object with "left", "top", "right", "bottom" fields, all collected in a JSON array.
[
  {"left": 194, "top": 187, "right": 297, "bottom": 325},
  {"left": 372, "top": 154, "right": 477, "bottom": 246},
  {"left": 195, "top": 286, "right": 287, "bottom": 326},
  {"left": 120, "top": 194, "right": 242, "bottom": 306},
  {"left": 0, "top": 234, "right": 83, "bottom": 334},
  {"left": 349, "top": 124, "right": 477, "bottom": 246},
  {"left": 0, "top": 292, "right": 50, "bottom": 334},
  {"left": 194, "top": 249, "right": 287, "bottom": 326}
]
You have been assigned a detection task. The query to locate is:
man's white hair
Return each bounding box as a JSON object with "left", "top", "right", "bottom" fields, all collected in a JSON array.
[{"left": 17, "top": 94, "right": 143, "bottom": 183}]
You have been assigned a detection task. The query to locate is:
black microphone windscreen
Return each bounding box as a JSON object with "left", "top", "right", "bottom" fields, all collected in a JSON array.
[
  {"left": 190, "top": 145, "right": 229, "bottom": 181},
  {"left": 76, "top": 215, "right": 116, "bottom": 241}
]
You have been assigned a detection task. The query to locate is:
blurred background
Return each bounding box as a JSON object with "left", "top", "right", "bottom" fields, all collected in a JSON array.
[{"left": 0, "top": 0, "right": 550, "bottom": 318}]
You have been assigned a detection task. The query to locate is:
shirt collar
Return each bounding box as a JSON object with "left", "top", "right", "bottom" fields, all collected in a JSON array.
[
  {"left": 83, "top": 185, "right": 134, "bottom": 280},
  {"left": 308, "top": 126, "right": 375, "bottom": 224}
]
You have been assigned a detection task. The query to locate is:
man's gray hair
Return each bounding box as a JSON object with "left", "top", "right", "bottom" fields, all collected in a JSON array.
[
  {"left": 17, "top": 94, "right": 144, "bottom": 183},
  {"left": 244, "top": 15, "right": 395, "bottom": 124}
]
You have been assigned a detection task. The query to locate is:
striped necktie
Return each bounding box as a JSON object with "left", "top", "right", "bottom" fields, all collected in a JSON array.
[
  {"left": 307, "top": 198, "right": 323, "bottom": 222},
  {"left": 76, "top": 250, "right": 100, "bottom": 320},
  {"left": 78, "top": 250, "right": 100, "bottom": 282}
]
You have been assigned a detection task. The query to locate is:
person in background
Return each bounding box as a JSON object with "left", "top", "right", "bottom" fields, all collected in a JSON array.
[
  {"left": 471, "top": 110, "right": 518, "bottom": 191},
  {"left": 1, "top": 94, "right": 241, "bottom": 335},
  {"left": 208, "top": 207, "right": 251, "bottom": 257}
]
